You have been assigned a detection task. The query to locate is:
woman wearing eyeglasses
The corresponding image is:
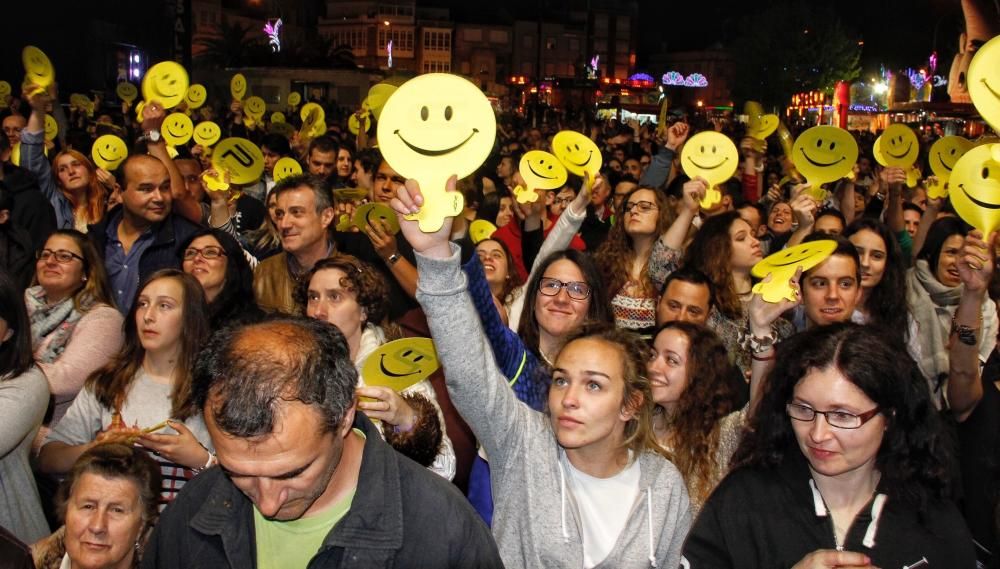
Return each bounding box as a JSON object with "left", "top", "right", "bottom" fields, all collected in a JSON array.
[
  {"left": 594, "top": 186, "right": 674, "bottom": 336},
  {"left": 26, "top": 229, "right": 123, "bottom": 448},
  {"left": 179, "top": 228, "right": 263, "bottom": 332},
  {"left": 682, "top": 323, "right": 975, "bottom": 568}
]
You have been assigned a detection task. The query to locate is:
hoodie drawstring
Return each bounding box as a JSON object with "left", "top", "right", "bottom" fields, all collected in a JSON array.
[
  {"left": 646, "top": 487, "right": 658, "bottom": 567},
  {"left": 559, "top": 462, "right": 569, "bottom": 542},
  {"left": 862, "top": 493, "right": 887, "bottom": 548}
]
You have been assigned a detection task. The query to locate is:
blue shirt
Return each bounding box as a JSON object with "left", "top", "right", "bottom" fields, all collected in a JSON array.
[{"left": 105, "top": 212, "right": 155, "bottom": 314}]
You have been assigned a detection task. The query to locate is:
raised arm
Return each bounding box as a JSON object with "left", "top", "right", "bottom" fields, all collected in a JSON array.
[
  {"left": 949, "top": 230, "right": 995, "bottom": 422},
  {"left": 746, "top": 270, "right": 802, "bottom": 416},
  {"left": 141, "top": 102, "right": 202, "bottom": 225}
]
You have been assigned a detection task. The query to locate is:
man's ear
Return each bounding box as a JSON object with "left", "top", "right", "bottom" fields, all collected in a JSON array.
[
  {"left": 320, "top": 206, "right": 336, "bottom": 230},
  {"left": 339, "top": 400, "right": 357, "bottom": 439},
  {"left": 0, "top": 209, "right": 9, "bottom": 225}
]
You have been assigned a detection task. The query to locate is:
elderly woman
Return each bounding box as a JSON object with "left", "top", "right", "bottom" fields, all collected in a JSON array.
[{"left": 32, "top": 443, "right": 162, "bottom": 569}]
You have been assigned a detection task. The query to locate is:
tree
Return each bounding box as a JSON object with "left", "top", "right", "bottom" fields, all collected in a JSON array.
[
  {"left": 194, "top": 19, "right": 267, "bottom": 68},
  {"left": 730, "top": 1, "right": 861, "bottom": 109},
  {"left": 329, "top": 43, "right": 358, "bottom": 69}
]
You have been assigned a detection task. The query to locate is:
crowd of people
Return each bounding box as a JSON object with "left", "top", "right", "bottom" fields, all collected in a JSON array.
[{"left": 0, "top": 65, "right": 996, "bottom": 569}]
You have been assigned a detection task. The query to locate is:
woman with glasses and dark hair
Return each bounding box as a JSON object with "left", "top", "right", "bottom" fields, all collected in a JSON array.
[
  {"left": 682, "top": 323, "right": 975, "bottom": 568},
  {"left": 594, "top": 185, "right": 675, "bottom": 336},
  {"left": 26, "top": 229, "right": 122, "bottom": 448},
  {"left": 179, "top": 228, "right": 263, "bottom": 332}
]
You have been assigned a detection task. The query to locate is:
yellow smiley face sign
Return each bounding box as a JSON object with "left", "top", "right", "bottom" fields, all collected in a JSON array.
[
  {"left": 512, "top": 185, "right": 540, "bottom": 204},
  {"left": 0, "top": 81, "right": 10, "bottom": 98},
  {"left": 142, "top": 61, "right": 189, "bottom": 109},
  {"left": 116, "top": 82, "right": 138, "bottom": 104},
  {"left": 44, "top": 114, "right": 58, "bottom": 142},
  {"left": 22, "top": 46, "right": 54, "bottom": 89},
  {"left": 348, "top": 112, "right": 371, "bottom": 136},
  {"left": 519, "top": 150, "right": 568, "bottom": 192},
  {"left": 272, "top": 156, "right": 302, "bottom": 184},
  {"left": 876, "top": 123, "right": 919, "bottom": 168},
  {"left": 360, "top": 337, "right": 441, "bottom": 393},
  {"left": 551, "top": 130, "right": 602, "bottom": 178},
  {"left": 681, "top": 131, "right": 738, "bottom": 190},
  {"left": 286, "top": 91, "right": 301, "bottom": 107},
  {"left": 928, "top": 135, "right": 973, "bottom": 181},
  {"left": 192, "top": 121, "right": 221, "bottom": 147},
  {"left": 751, "top": 240, "right": 837, "bottom": 303},
  {"left": 91, "top": 135, "right": 128, "bottom": 171},
  {"left": 212, "top": 137, "right": 265, "bottom": 185},
  {"left": 244, "top": 96, "right": 266, "bottom": 121},
  {"left": 161, "top": 113, "right": 193, "bottom": 146},
  {"left": 202, "top": 169, "right": 230, "bottom": 192},
  {"left": 791, "top": 125, "right": 859, "bottom": 187},
  {"left": 230, "top": 74, "right": 247, "bottom": 101},
  {"left": 377, "top": 73, "right": 497, "bottom": 232},
  {"left": 949, "top": 143, "right": 1000, "bottom": 235},
  {"left": 353, "top": 203, "right": 400, "bottom": 235},
  {"left": 469, "top": 219, "right": 498, "bottom": 244},
  {"left": 271, "top": 112, "right": 285, "bottom": 124},
  {"left": 300, "top": 102, "right": 325, "bottom": 135},
  {"left": 968, "top": 35, "right": 1000, "bottom": 132},
  {"left": 184, "top": 84, "right": 207, "bottom": 109},
  {"left": 367, "top": 82, "right": 398, "bottom": 120},
  {"left": 745, "top": 101, "right": 779, "bottom": 141}
]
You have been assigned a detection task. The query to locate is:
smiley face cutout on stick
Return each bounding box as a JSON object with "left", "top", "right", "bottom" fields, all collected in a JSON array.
[
  {"left": 469, "top": 220, "right": 497, "bottom": 244},
  {"left": 876, "top": 123, "right": 919, "bottom": 168},
  {"left": 927, "top": 135, "right": 974, "bottom": 198},
  {"left": 551, "top": 131, "right": 602, "bottom": 179},
  {"left": 141, "top": 61, "right": 188, "bottom": 110},
  {"left": 968, "top": 35, "right": 1000, "bottom": 132},
  {"left": 377, "top": 73, "right": 496, "bottom": 232},
  {"left": 230, "top": 74, "right": 247, "bottom": 101},
  {"left": 361, "top": 337, "right": 441, "bottom": 394},
  {"left": 161, "top": 113, "right": 193, "bottom": 147},
  {"left": 791, "top": 126, "right": 858, "bottom": 202},
  {"left": 751, "top": 240, "right": 837, "bottom": 303},
  {"left": 211, "top": 137, "right": 264, "bottom": 185},
  {"left": 22, "top": 46, "right": 54, "bottom": 93},
  {"left": 353, "top": 203, "right": 400, "bottom": 235},
  {"left": 272, "top": 156, "right": 302, "bottom": 184},
  {"left": 519, "top": 150, "right": 567, "bottom": 197},
  {"left": 193, "top": 121, "right": 221, "bottom": 148},
  {"left": 116, "top": 82, "right": 138, "bottom": 104},
  {"left": 91, "top": 135, "right": 128, "bottom": 171},
  {"left": 949, "top": 143, "right": 1000, "bottom": 235},
  {"left": 184, "top": 84, "right": 207, "bottom": 109},
  {"left": 680, "top": 131, "right": 738, "bottom": 209}
]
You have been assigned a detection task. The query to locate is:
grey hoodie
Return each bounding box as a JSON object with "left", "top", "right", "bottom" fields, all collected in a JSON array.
[{"left": 416, "top": 245, "right": 692, "bottom": 569}]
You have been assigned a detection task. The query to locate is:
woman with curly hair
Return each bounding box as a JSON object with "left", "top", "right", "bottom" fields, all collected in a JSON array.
[
  {"left": 593, "top": 185, "right": 674, "bottom": 336},
  {"left": 844, "top": 218, "right": 909, "bottom": 345},
  {"left": 682, "top": 323, "right": 975, "bottom": 568},
  {"left": 648, "top": 321, "right": 738, "bottom": 512},
  {"left": 300, "top": 253, "right": 456, "bottom": 478}
]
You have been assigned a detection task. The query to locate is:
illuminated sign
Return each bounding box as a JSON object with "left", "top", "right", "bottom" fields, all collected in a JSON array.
[
  {"left": 264, "top": 18, "right": 282, "bottom": 53},
  {"left": 661, "top": 71, "right": 708, "bottom": 87}
]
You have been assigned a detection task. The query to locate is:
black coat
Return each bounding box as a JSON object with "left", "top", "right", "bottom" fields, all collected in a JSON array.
[
  {"left": 682, "top": 453, "right": 976, "bottom": 569},
  {"left": 3, "top": 162, "right": 56, "bottom": 252},
  {"left": 141, "top": 413, "right": 503, "bottom": 569}
]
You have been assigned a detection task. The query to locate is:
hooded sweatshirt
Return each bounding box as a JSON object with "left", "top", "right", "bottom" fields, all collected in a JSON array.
[
  {"left": 416, "top": 244, "right": 692, "bottom": 569},
  {"left": 681, "top": 452, "right": 976, "bottom": 568}
]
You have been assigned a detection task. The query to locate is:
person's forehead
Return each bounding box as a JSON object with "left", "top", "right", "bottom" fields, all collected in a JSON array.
[
  {"left": 2, "top": 115, "right": 25, "bottom": 128},
  {"left": 208, "top": 400, "right": 333, "bottom": 473},
  {"left": 807, "top": 254, "right": 858, "bottom": 280},
  {"left": 667, "top": 280, "right": 710, "bottom": 304},
  {"left": 615, "top": 182, "right": 637, "bottom": 195},
  {"left": 377, "top": 161, "right": 400, "bottom": 178},
  {"left": 277, "top": 186, "right": 318, "bottom": 208},
  {"left": 127, "top": 157, "right": 168, "bottom": 183},
  {"left": 175, "top": 159, "right": 202, "bottom": 175},
  {"left": 310, "top": 149, "right": 336, "bottom": 162}
]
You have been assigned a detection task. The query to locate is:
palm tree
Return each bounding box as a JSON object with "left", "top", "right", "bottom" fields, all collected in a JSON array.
[
  {"left": 194, "top": 19, "right": 266, "bottom": 68},
  {"left": 329, "top": 43, "right": 358, "bottom": 69}
]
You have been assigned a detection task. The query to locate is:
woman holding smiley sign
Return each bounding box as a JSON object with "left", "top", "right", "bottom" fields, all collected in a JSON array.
[{"left": 397, "top": 176, "right": 691, "bottom": 569}]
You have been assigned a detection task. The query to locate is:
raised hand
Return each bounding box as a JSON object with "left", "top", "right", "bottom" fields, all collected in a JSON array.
[
  {"left": 390, "top": 176, "right": 457, "bottom": 259},
  {"left": 958, "top": 229, "right": 996, "bottom": 295}
]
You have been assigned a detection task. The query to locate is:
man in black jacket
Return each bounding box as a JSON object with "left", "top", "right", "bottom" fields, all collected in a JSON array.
[{"left": 142, "top": 317, "right": 502, "bottom": 569}]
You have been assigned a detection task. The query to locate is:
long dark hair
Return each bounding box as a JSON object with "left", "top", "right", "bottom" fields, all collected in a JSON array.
[
  {"left": 178, "top": 228, "right": 257, "bottom": 330},
  {"left": 517, "top": 249, "right": 611, "bottom": 357},
  {"left": 843, "top": 218, "right": 908, "bottom": 343},
  {"left": 684, "top": 211, "right": 744, "bottom": 320},
  {"left": 732, "top": 323, "right": 952, "bottom": 510},
  {"left": 87, "top": 270, "right": 209, "bottom": 420},
  {"left": 917, "top": 217, "right": 969, "bottom": 279},
  {"left": 0, "top": 272, "right": 33, "bottom": 379},
  {"left": 594, "top": 186, "right": 674, "bottom": 300}
]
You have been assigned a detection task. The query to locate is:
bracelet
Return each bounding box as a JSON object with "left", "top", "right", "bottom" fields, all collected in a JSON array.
[
  {"left": 386, "top": 252, "right": 401, "bottom": 265},
  {"left": 192, "top": 450, "right": 217, "bottom": 474},
  {"left": 951, "top": 315, "right": 983, "bottom": 346},
  {"left": 741, "top": 328, "right": 779, "bottom": 353},
  {"left": 751, "top": 351, "right": 776, "bottom": 362}
]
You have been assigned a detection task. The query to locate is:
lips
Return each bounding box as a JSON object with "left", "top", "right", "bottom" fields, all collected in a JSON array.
[
  {"left": 557, "top": 415, "right": 583, "bottom": 428},
  {"left": 808, "top": 446, "right": 836, "bottom": 460}
]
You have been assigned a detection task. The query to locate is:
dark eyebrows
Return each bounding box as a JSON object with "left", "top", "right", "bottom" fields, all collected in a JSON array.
[{"left": 222, "top": 459, "right": 314, "bottom": 480}]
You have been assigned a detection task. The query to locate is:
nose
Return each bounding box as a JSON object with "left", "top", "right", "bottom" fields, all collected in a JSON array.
[
  {"left": 278, "top": 215, "right": 293, "bottom": 231},
  {"left": 824, "top": 283, "right": 840, "bottom": 302},
  {"left": 253, "top": 479, "right": 287, "bottom": 518},
  {"left": 809, "top": 413, "right": 833, "bottom": 443},
  {"left": 560, "top": 383, "right": 580, "bottom": 409},
  {"left": 311, "top": 300, "right": 328, "bottom": 321},
  {"left": 88, "top": 509, "right": 109, "bottom": 535},
  {"left": 142, "top": 303, "right": 156, "bottom": 323}
]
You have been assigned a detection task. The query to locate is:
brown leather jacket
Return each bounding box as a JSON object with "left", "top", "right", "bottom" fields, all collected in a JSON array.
[{"left": 252, "top": 252, "right": 299, "bottom": 315}]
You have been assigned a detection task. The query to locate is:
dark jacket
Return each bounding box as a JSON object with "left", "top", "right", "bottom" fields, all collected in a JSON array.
[
  {"left": 142, "top": 413, "right": 503, "bottom": 569},
  {"left": 681, "top": 452, "right": 976, "bottom": 569},
  {"left": 88, "top": 206, "right": 201, "bottom": 288},
  {"left": 0, "top": 223, "right": 35, "bottom": 291},
  {"left": 3, "top": 162, "right": 56, "bottom": 252}
]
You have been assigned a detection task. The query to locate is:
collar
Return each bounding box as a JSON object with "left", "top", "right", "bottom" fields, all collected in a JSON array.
[
  {"left": 189, "top": 413, "right": 404, "bottom": 554},
  {"left": 286, "top": 241, "right": 335, "bottom": 281}
]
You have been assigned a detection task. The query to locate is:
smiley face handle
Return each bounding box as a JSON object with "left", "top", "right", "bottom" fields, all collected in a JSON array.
[{"left": 391, "top": 175, "right": 459, "bottom": 259}]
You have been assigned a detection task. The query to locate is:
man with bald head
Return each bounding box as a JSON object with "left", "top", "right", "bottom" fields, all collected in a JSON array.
[
  {"left": 89, "top": 153, "right": 200, "bottom": 312},
  {"left": 143, "top": 317, "right": 502, "bottom": 568}
]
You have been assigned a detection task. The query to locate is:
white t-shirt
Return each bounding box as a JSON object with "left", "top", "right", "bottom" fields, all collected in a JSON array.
[{"left": 565, "top": 455, "right": 642, "bottom": 568}]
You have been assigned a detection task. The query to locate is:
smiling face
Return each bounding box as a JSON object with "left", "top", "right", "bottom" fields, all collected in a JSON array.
[
  {"left": 680, "top": 131, "right": 739, "bottom": 187},
  {"left": 656, "top": 279, "right": 711, "bottom": 326},
  {"left": 948, "top": 144, "right": 1000, "bottom": 235},
  {"left": 928, "top": 136, "right": 974, "bottom": 179},
  {"left": 122, "top": 156, "right": 171, "bottom": 225},
  {"left": 519, "top": 150, "right": 568, "bottom": 191},
  {"left": 37, "top": 234, "right": 86, "bottom": 302},
  {"left": 192, "top": 121, "right": 221, "bottom": 147},
  {"left": 877, "top": 124, "right": 919, "bottom": 168},
  {"left": 477, "top": 239, "right": 510, "bottom": 291},
  {"left": 161, "top": 113, "right": 194, "bottom": 146},
  {"left": 91, "top": 135, "right": 128, "bottom": 172},
  {"left": 791, "top": 366, "right": 885, "bottom": 481},
  {"left": 182, "top": 235, "right": 227, "bottom": 302},
  {"left": 336, "top": 148, "right": 353, "bottom": 178},
  {"left": 274, "top": 186, "right": 334, "bottom": 255},
  {"left": 376, "top": 74, "right": 496, "bottom": 181},
  {"left": 141, "top": 61, "right": 189, "bottom": 109},
  {"left": 548, "top": 338, "right": 633, "bottom": 453},
  {"left": 535, "top": 259, "right": 590, "bottom": 342},
  {"left": 648, "top": 328, "right": 691, "bottom": 412},
  {"left": 791, "top": 125, "right": 859, "bottom": 185},
  {"left": 551, "top": 131, "right": 603, "bottom": 177},
  {"left": 967, "top": 35, "right": 1000, "bottom": 132},
  {"left": 849, "top": 229, "right": 887, "bottom": 289},
  {"left": 802, "top": 255, "right": 861, "bottom": 327},
  {"left": 64, "top": 473, "right": 145, "bottom": 569}
]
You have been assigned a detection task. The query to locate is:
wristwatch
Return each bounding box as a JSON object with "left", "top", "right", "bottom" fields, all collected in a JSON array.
[
  {"left": 387, "top": 252, "right": 401, "bottom": 266},
  {"left": 139, "top": 129, "right": 161, "bottom": 144}
]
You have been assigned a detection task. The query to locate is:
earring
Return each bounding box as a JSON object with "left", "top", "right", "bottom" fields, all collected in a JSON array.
[{"left": 82, "top": 276, "right": 88, "bottom": 282}]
